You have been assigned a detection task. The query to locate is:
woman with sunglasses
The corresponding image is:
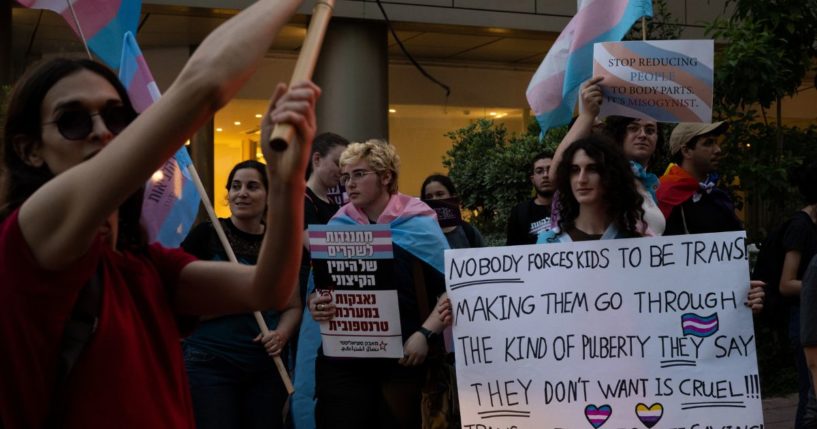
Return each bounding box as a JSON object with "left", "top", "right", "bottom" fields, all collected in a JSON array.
[
  {"left": 550, "top": 76, "right": 665, "bottom": 235},
  {"left": 0, "top": 0, "right": 317, "bottom": 427},
  {"left": 180, "top": 160, "right": 301, "bottom": 429}
]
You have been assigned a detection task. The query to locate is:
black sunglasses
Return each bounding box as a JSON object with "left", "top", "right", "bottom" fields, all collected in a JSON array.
[{"left": 43, "top": 105, "right": 135, "bottom": 140}]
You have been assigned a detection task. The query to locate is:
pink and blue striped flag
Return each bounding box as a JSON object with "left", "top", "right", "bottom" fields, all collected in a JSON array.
[
  {"left": 16, "top": 0, "right": 141, "bottom": 68},
  {"left": 526, "top": 0, "right": 652, "bottom": 134},
  {"left": 119, "top": 31, "right": 200, "bottom": 247}
]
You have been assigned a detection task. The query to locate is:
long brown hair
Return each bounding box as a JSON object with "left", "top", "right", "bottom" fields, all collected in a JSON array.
[{"left": 1, "top": 58, "right": 145, "bottom": 250}]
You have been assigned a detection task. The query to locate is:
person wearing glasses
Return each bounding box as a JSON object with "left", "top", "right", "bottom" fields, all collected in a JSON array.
[
  {"left": 551, "top": 76, "right": 665, "bottom": 235},
  {"left": 293, "top": 140, "right": 449, "bottom": 429},
  {"left": 656, "top": 122, "right": 741, "bottom": 235},
  {"left": 0, "top": 1, "right": 317, "bottom": 427}
]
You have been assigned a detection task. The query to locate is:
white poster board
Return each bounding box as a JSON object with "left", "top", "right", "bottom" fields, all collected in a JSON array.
[
  {"left": 593, "top": 40, "right": 714, "bottom": 123},
  {"left": 309, "top": 224, "right": 403, "bottom": 358},
  {"left": 446, "top": 232, "right": 763, "bottom": 429}
]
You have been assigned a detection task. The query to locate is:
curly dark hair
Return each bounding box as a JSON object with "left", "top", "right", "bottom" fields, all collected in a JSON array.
[{"left": 554, "top": 135, "right": 644, "bottom": 235}]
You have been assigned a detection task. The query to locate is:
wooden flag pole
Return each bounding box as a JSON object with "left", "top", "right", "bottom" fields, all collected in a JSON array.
[
  {"left": 642, "top": 16, "right": 647, "bottom": 40},
  {"left": 64, "top": 0, "right": 93, "bottom": 58},
  {"left": 187, "top": 163, "right": 295, "bottom": 394},
  {"left": 268, "top": 0, "right": 336, "bottom": 151}
]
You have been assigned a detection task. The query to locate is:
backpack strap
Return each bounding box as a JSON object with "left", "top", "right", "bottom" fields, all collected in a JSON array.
[{"left": 48, "top": 263, "right": 104, "bottom": 424}]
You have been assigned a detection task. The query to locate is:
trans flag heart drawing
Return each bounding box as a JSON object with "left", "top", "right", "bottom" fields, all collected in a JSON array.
[
  {"left": 635, "top": 403, "right": 664, "bottom": 428},
  {"left": 584, "top": 404, "right": 612, "bottom": 428}
]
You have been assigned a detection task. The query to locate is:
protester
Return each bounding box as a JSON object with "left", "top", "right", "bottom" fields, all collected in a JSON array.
[
  {"left": 0, "top": 0, "right": 317, "bottom": 426},
  {"left": 800, "top": 254, "right": 817, "bottom": 429},
  {"left": 537, "top": 135, "right": 644, "bottom": 242},
  {"left": 656, "top": 122, "right": 742, "bottom": 235},
  {"left": 551, "top": 76, "right": 664, "bottom": 235},
  {"left": 293, "top": 140, "right": 449, "bottom": 429},
  {"left": 181, "top": 160, "right": 301, "bottom": 429},
  {"left": 301, "top": 132, "right": 350, "bottom": 302},
  {"left": 506, "top": 151, "right": 555, "bottom": 245},
  {"left": 777, "top": 161, "right": 817, "bottom": 428},
  {"left": 421, "top": 173, "right": 485, "bottom": 248}
]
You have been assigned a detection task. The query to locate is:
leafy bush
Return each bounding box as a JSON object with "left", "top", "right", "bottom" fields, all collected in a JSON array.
[{"left": 442, "top": 119, "right": 565, "bottom": 235}]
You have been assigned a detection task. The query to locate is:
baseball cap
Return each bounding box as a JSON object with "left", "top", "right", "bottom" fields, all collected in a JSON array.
[{"left": 669, "top": 121, "right": 729, "bottom": 155}]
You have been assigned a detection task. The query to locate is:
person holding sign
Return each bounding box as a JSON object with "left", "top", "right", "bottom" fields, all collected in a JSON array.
[
  {"left": 421, "top": 173, "right": 485, "bottom": 249},
  {"left": 0, "top": 0, "right": 317, "bottom": 426},
  {"left": 538, "top": 135, "right": 645, "bottom": 242},
  {"left": 551, "top": 76, "right": 665, "bottom": 235},
  {"left": 181, "top": 160, "right": 301, "bottom": 429},
  {"left": 299, "top": 140, "right": 449, "bottom": 429}
]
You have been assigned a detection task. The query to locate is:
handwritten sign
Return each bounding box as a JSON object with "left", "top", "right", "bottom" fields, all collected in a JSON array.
[
  {"left": 593, "top": 40, "right": 714, "bottom": 123},
  {"left": 445, "top": 232, "right": 763, "bottom": 429},
  {"left": 309, "top": 224, "right": 403, "bottom": 358}
]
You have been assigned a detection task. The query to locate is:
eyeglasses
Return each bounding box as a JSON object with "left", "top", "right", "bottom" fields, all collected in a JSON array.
[
  {"left": 626, "top": 123, "right": 657, "bottom": 136},
  {"left": 339, "top": 169, "right": 377, "bottom": 186},
  {"left": 43, "top": 105, "right": 134, "bottom": 140}
]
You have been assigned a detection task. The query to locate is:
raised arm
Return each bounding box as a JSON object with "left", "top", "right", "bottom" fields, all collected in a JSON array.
[
  {"left": 19, "top": 0, "right": 304, "bottom": 270},
  {"left": 549, "top": 76, "right": 603, "bottom": 184}
]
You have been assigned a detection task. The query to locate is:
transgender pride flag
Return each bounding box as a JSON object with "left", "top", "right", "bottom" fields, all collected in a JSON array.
[
  {"left": 681, "top": 312, "right": 720, "bottom": 338},
  {"left": 16, "top": 0, "right": 141, "bottom": 68},
  {"left": 119, "top": 32, "right": 200, "bottom": 247},
  {"left": 526, "top": 0, "right": 652, "bottom": 134}
]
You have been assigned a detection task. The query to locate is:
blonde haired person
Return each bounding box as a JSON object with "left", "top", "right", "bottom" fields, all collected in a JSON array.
[{"left": 293, "top": 140, "right": 449, "bottom": 429}]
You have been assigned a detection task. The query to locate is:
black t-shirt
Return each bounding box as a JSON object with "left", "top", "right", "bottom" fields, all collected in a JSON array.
[
  {"left": 781, "top": 211, "right": 817, "bottom": 282},
  {"left": 506, "top": 199, "right": 552, "bottom": 245},
  {"left": 302, "top": 187, "right": 341, "bottom": 268},
  {"left": 182, "top": 218, "right": 262, "bottom": 264},
  {"left": 664, "top": 190, "right": 742, "bottom": 235},
  {"left": 799, "top": 255, "right": 817, "bottom": 346}
]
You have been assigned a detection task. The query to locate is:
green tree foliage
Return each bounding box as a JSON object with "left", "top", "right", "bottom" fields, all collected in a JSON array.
[
  {"left": 707, "top": 0, "right": 817, "bottom": 111},
  {"left": 442, "top": 120, "right": 564, "bottom": 235}
]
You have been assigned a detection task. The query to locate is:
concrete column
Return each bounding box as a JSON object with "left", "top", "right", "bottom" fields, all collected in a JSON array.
[
  {"left": 190, "top": 119, "right": 214, "bottom": 224},
  {"left": 313, "top": 19, "right": 388, "bottom": 142},
  {"left": 0, "top": 0, "right": 12, "bottom": 86}
]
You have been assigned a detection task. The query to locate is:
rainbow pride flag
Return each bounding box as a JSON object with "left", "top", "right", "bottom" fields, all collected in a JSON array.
[
  {"left": 526, "top": 0, "right": 652, "bottom": 134},
  {"left": 119, "top": 32, "right": 200, "bottom": 247},
  {"left": 16, "top": 0, "right": 141, "bottom": 68}
]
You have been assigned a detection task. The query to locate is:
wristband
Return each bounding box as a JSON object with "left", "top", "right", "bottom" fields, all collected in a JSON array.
[{"left": 418, "top": 327, "right": 435, "bottom": 341}]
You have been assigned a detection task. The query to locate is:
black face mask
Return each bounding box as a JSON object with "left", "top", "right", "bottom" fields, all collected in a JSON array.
[{"left": 422, "top": 197, "right": 462, "bottom": 228}]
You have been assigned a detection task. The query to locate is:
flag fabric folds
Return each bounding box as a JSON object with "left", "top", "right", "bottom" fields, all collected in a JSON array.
[
  {"left": 16, "top": 0, "right": 141, "bottom": 68},
  {"left": 119, "top": 32, "right": 200, "bottom": 248},
  {"left": 526, "top": 0, "right": 653, "bottom": 134}
]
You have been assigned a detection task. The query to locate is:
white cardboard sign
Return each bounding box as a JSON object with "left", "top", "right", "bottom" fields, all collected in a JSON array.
[{"left": 445, "top": 232, "right": 763, "bottom": 429}]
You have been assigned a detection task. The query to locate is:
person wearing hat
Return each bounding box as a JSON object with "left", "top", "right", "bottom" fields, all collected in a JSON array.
[{"left": 656, "top": 121, "right": 742, "bottom": 235}]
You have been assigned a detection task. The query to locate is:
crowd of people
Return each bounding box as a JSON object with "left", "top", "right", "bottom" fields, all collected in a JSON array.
[{"left": 0, "top": 1, "right": 812, "bottom": 427}]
